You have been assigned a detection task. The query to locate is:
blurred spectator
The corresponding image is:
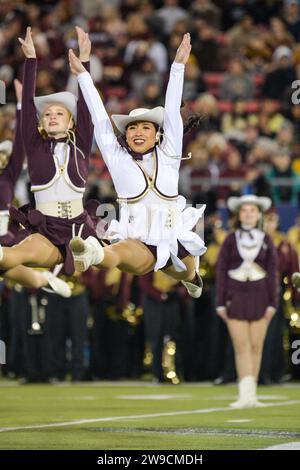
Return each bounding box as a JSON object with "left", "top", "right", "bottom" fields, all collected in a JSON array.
[
  {"left": 193, "top": 93, "right": 221, "bottom": 132},
  {"left": 220, "top": 57, "right": 255, "bottom": 101},
  {"left": 265, "top": 16, "right": 295, "bottom": 50},
  {"left": 276, "top": 121, "right": 294, "bottom": 152},
  {"left": 218, "top": 146, "right": 248, "bottom": 201},
  {"left": 227, "top": 14, "right": 258, "bottom": 54},
  {"left": 192, "top": 20, "right": 223, "bottom": 71},
  {"left": 267, "top": 148, "right": 300, "bottom": 205},
  {"left": 124, "top": 26, "right": 168, "bottom": 74},
  {"left": 261, "top": 46, "right": 297, "bottom": 103},
  {"left": 282, "top": 0, "right": 300, "bottom": 42},
  {"left": 128, "top": 55, "right": 162, "bottom": 101},
  {"left": 189, "top": 0, "right": 221, "bottom": 29},
  {"left": 140, "top": 80, "right": 164, "bottom": 108},
  {"left": 258, "top": 99, "right": 285, "bottom": 138},
  {"left": 206, "top": 132, "right": 228, "bottom": 168},
  {"left": 182, "top": 60, "right": 206, "bottom": 101},
  {"left": 156, "top": 0, "right": 189, "bottom": 36},
  {"left": 244, "top": 37, "right": 272, "bottom": 73},
  {"left": 221, "top": 100, "right": 258, "bottom": 134},
  {"left": 180, "top": 143, "right": 218, "bottom": 212}
]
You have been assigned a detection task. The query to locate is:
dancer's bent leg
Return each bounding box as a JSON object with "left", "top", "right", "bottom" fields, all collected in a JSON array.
[
  {"left": 0, "top": 233, "right": 63, "bottom": 270},
  {"left": 3, "top": 265, "right": 49, "bottom": 289},
  {"left": 95, "top": 239, "right": 156, "bottom": 275}
]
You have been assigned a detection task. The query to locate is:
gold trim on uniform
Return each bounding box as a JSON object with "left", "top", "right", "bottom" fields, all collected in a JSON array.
[{"left": 117, "top": 148, "right": 178, "bottom": 204}]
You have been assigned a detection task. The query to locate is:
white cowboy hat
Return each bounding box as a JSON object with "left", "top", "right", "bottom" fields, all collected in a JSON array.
[
  {"left": 0, "top": 140, "right": 13, "bottom": 155},
  {"left": 34, "top": 91, "right": 78, "bottom": 122},
  {"left": 111, "top": 106, "right": 164, "bottom": 134},
  {"left": 227, "top": 195, "right": 272, "bottom": 213}
]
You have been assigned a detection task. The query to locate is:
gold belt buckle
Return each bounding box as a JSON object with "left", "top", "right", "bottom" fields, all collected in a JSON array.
[{"left": 57, "top": 201, "right": 72, "bottom": 218}]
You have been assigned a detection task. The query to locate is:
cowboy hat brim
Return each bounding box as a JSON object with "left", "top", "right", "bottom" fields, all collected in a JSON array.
[
  {"left": 34, "top": 92, "right": 78, "bottom": 122},
  {"left": 111, "top": 106, "right": 164, "bottom": 133},
  {"left": 228, "top": 195, "right": 272, "bottom": 213}
]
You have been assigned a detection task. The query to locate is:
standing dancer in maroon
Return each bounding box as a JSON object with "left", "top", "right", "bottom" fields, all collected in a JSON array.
[{"left": 216, "top": 195, "right": 278, "bottom": 408}]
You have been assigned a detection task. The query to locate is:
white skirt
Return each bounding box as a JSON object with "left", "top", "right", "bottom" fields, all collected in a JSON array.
[{"left": 105, "top": 195, "right": 207, "bottom": 272}]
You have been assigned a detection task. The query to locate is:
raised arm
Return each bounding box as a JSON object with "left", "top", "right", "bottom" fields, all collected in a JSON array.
[
  {"left": 163, "top": 33, "right": 191, "bottom": 157},
  {"left": 68, "top": 47, "right": 122, "bottom": 169},
  {"left": 5, "top": 80, "right": 25, "bottom": 185},
  {"left": 74, "top": 26, "right": 94, "bottom": 157},
  {"left": 18, "top": 27, "right": 40, "bottom": 148},
  {"left": 0, "top": 80, "right": 26, "bottom": 210}
]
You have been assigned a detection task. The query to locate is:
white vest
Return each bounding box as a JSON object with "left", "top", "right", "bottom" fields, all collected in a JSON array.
[{"left": 111, "top": 148, "right": 180, "bottom": 203}]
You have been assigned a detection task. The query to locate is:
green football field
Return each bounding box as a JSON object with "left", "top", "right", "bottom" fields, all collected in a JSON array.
[{"left": 0, "top": 380, "right": 299, "bottom": 450}]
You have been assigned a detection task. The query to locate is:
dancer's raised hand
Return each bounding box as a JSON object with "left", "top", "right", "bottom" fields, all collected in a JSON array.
[
  {"left": 18, "top": 26, "right": 36, "bottom": 58},
  {"left": 76, "top": 26, "right": 91, "bottom": 62},
  {"left": 68, "top": 49, "right": 86, "bottom": 76},
  {"left": 174, "top": 33, "right": 191, "bottom": 65}
]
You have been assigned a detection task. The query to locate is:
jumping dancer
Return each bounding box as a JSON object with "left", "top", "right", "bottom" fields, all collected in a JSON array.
[
  {"left": 68, "top": 33, "right": 206, "bottom": 298},
  {"left": 0, "top": 26, "right": 97, "bottom": 281},
  {"left": 0, "top": 78, "right": 70, "bottom": 296}
]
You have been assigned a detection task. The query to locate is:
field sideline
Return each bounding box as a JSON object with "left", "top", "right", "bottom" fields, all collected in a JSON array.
[{"left": 0, "top": 380, "right": 299, "bottom": 450}]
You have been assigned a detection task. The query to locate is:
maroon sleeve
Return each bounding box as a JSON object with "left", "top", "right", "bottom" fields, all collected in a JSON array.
[
  {"left": 139, "top": 273, "right": 165, "bottom": 302},
  {"left": 0, "top": 109, "right": 25, "bottom": 209},
  {"left": 265, "top": 235, "right": 279, "bottom": 309},
  {"left": 75, "top": 61, "right": 94, "bottom": 158},
  {"left": 21, "top": 58, "right": 40, "bottom": 149},
  {"left": 216, "top": 235, "right": 231, "bottom": 308},
  {"left": 6, "top": 109, "right": 25, "bottom": 185}
]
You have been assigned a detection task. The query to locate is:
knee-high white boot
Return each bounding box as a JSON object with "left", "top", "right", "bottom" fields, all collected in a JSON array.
[
  {"left": 230, "top": 376, "right": 264, "bottom": 408},
  {"left": 181, "top": 256, "right": 203, "bottom": 298}
]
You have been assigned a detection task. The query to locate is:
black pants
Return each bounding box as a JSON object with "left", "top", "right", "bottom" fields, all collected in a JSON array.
[
  {"left": 91, "top": 301, "right": 144, "bottom": 380},
  {"left": 7, "top": 289, "right": 52, "bottom": 381},
  {"left": 143, "top": 295, "right": 182, "bottom": 381},
  {"left": 47, "top": 292, "right": 88, "bottom": 381}
]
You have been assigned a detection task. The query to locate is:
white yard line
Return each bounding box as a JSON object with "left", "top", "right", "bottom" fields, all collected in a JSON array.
[
  {"left": 0, "top": 400, "right": 299, "bottom": 433},
  {"left": 263, "top": 442, "right": 300, "bottom": 450}
]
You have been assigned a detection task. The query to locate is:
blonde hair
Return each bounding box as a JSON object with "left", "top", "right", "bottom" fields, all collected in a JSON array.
[{"left": 38, "top": 106, "right": 75, "bottom": 138}]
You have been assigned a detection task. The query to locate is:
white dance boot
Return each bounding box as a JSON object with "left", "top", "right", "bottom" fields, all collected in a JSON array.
[
  {"left": 230, "top": 376, "right": 265, "bottom": 409},
  {"left": 69, "top": 236, "right": 104, "bottom": 272},
  {"left": 41, "top": 271, "right": 72, "bottom": 298},
  {"left": 181, "top": 256, "right": 203, "bottom": 298}
]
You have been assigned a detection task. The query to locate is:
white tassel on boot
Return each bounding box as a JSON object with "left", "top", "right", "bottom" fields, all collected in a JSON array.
[{"left": 230, "top": 376, "right": 265, "bottom": 409}]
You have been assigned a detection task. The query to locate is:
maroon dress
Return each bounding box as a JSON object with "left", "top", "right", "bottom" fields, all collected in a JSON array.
[
  {"left": 10, "top": 59, "right": 97, "bottom": 275},
  {"left": 0, "top": 108, "right": 27, "bottom": 247},
  {"left": 216, "top": 232, "right": 279, "bottom": 320}
]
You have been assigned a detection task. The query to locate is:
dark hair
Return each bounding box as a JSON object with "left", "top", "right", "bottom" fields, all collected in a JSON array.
[
  {"left": 116, "top": 113, "right": 204, "bottom": 151},
  {"left": 183, "top": 113, "right": 204, "bottom": 134}
]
